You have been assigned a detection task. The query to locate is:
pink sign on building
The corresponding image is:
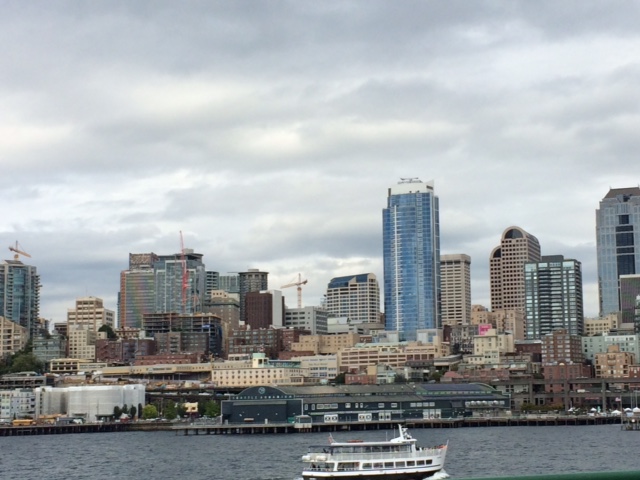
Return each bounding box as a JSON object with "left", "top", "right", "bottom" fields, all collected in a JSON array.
[{"left": 478, "top": 324, "right": 493, "bottom": 336}]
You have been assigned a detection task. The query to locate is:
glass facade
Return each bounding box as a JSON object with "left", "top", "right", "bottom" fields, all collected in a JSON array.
[
  {"left": 383, "top": 179, "right": 440, "bottom": 341},
  {"left": 0, "top": 261, "right": 40, "bottom": 338},
  {"left": 524, "top": 256, "right": 583, "bottom": 339},
  {"left": 596, "top": 188, "right": 640, "bottom": 316}
]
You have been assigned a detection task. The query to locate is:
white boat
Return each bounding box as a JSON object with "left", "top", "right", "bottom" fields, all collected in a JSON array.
[{"left": 301, "top": 425, "right": 447, "bottom": 480}]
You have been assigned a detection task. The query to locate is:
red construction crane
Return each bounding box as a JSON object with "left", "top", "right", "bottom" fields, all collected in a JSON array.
[
  {"left": 8, "top": 241, "right": 31, "bottom": 261},
  {"left": 281, "top": 273, "right": 308, "bottom": 309}
]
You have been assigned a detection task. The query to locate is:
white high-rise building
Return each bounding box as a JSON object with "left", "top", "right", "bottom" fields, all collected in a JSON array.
[
  {"left": 67, "top": 297, "right": 115, "bottom": 331},
  {"left": 325, "top": 273, "right": 380, "bottom": 325}
]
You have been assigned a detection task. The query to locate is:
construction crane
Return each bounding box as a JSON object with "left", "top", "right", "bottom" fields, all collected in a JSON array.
[
  {"left": 8, "top": 241, "right": 31, "bottom": 261},
  {"left": 281, "top": 273, "right": 308, "bottom": 309}
]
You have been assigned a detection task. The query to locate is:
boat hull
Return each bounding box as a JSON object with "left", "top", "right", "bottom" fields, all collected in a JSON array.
[{"left": 302, "top": 467, "right": 443, "bottom": 480}]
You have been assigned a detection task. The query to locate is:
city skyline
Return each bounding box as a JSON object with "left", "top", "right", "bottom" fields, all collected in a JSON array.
[{"left": 2, "top": 3, "right": 639, "bottom": 322}]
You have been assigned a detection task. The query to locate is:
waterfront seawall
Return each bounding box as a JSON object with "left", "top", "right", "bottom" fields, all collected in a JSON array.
[{"left": 0, "top": 415, "right": 625, "bottom": 436}]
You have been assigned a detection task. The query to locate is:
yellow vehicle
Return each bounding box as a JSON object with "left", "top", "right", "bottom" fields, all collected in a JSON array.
[{"left": 11, "top": 419, "right": 36, "bottom": 426}]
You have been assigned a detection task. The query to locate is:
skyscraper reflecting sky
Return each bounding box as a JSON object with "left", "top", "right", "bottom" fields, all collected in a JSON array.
[
  {"left": 383, "top": 178, "right": 440, "bottom": 341},
  {"left": 596, "top": 187, "right": 640, "bottom": 316}
]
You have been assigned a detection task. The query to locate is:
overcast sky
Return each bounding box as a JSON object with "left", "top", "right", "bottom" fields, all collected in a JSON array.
[{"left": 2, "top": 1, "right": 639, "bottom": 324}]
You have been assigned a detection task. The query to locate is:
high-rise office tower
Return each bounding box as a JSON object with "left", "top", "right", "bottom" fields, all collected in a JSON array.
[
  {"left": 325, "top": 273, "right": 380, "bottom": 325},
  {"left": 620, "top": 274, "right": 640, "bottom": 330},
  {"left": 524, "top": 255, "right": 584, "bottom": 339},
  {"left": 0, "top": 257, "right": 40, "bottom": 338},
  {"left": 490, "top": 226, "right": 541, "bottom": 313},
  {"left": 238, "top": 269, "right": 268, "bottom": 323},
  {"left": 154, "top": 249, "right": 206, "bottom": 314},
  {"left": 440, "top": 254, "right": 471, "bottom": 326},
  {"left": 596, "top": 187, "right": 640, "bottom": 316},
  {"left": 205, "top": 271, "right": 219, "bottom": 299},
  {"left": 118, "top": 253, "right": 158, "bottom": 329},
  {"left": 382, "top": 178, "right": 440, "bottom": 341},
  {"left": 218, "top": 274, "right": 240, "bottom": 294}
]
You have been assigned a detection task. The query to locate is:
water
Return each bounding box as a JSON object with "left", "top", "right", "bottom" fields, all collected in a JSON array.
[{"left": 0, "top": 424, "right": 637, "bottom": 480}]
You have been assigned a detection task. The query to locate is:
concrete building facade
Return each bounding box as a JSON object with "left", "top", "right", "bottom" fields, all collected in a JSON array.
[
  {"left": 284, "top": 306, "right": 328, "bottom": 334},
  {"left": 440, "top": 254, "right": 471, "bottom": 326},
  {"left": 325, "top": 273, "right": 380, "bottom": 325},
  {"left": 490, "top": 226, "right": 541, "bottom": 313},
  {"left": 67, "top": 297, "right": 115, "bottom": 332}
]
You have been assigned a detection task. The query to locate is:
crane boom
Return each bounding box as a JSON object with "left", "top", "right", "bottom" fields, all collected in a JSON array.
[
  {"left": 8, "top": 241, "right": 31, "bottom": 261},
  {"left": 281, "top": 273, "right": 308, "bottom": 308}
]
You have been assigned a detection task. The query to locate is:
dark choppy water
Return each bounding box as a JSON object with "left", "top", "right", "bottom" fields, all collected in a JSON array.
[{"left": 0, "top": 424, "right": 638, "bottom": 480}]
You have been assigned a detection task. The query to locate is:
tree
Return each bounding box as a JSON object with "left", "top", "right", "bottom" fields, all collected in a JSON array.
[
  {"left": 333, "top": 372, "right": 346, "bottom": 384},
  {"left": 204, "top": 401, "right": 220, "bottom": 418},
  {"left": 113, "top": 406, "right": 122, "bottom": 418},
  {"left": 142, "top": 404, "right": 158, "bottom": 420},
  {"left": 122, "top": 404, "right": 129, "bottom": 416},
  {"left": 177, "top": 403, "right": 187, "bottom": 418},
  {"left": 164, "top": 401, "right": 177, "bottom": 420},
  {"left": 129, "top": 405, "right": 137, "bottom": 419},
  {"left": 394, "top": 373, "right": 407, "bottom": 384},
  {"left": 8, "top": 353, "right": 45, "bottom": 374},
  {"left": 98, "top": 324, "right": 117, "bottom": 340}
]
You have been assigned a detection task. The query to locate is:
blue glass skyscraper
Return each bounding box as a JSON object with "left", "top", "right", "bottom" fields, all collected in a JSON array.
[
  {"left": 383, "top": 178, "right": 440, "bottom": 341},
  {"left": 596, "top": 187, "right": 640, "bottom": 316}
]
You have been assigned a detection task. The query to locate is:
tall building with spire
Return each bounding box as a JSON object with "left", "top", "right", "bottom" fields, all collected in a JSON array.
[
  {"left": 490, "top": 226, "right": 541, "bottom": 314},
  {"left": 596, "top": 187, "right": 640, "bottom": 316},
  {"left": 383, "top": 178, "right": 440, "bottom": 341}
]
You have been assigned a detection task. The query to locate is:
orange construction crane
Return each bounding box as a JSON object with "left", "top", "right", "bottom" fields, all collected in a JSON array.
[
  {"left": 8, "top": 241, "right": 31, "bottom": 261},
  {"left": 281, "top": 273, "right": 308, "bottom": 309}
]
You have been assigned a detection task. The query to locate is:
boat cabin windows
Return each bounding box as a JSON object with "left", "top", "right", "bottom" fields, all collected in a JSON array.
[
  {"left": 337, "top": 462, "right": 358, "bottom": 471},
  {"left": 326, "top": 444, "right": 412, "bottom": 455},
  {"left": 407, "top": 460, "right": 416, "bottom": 467}
]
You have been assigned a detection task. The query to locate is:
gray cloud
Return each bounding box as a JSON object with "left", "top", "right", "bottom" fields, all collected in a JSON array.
[{"left": 1, "top": 1, "right": 639, "bottom": 321}]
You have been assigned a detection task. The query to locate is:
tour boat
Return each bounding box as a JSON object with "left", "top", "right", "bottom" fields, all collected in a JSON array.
[{"left": 301, "top": 425, "right": 447, "bottom": 480}]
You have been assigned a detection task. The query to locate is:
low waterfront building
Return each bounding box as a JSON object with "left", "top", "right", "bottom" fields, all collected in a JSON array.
[
  {"left": 0, "top": 388, "right": 36, "bottom": 420},
  {"left": 35, "top": 384, "right": 145, "bottom": 421},
  {"left": 221, "top": 383, "right": 510, "bottom": 424},
  {"left": 49, "top": 358, "right": 101, "bottom": 375},
  {"left": 0, "top": 372, "right": 54, "bottom": 390}
]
